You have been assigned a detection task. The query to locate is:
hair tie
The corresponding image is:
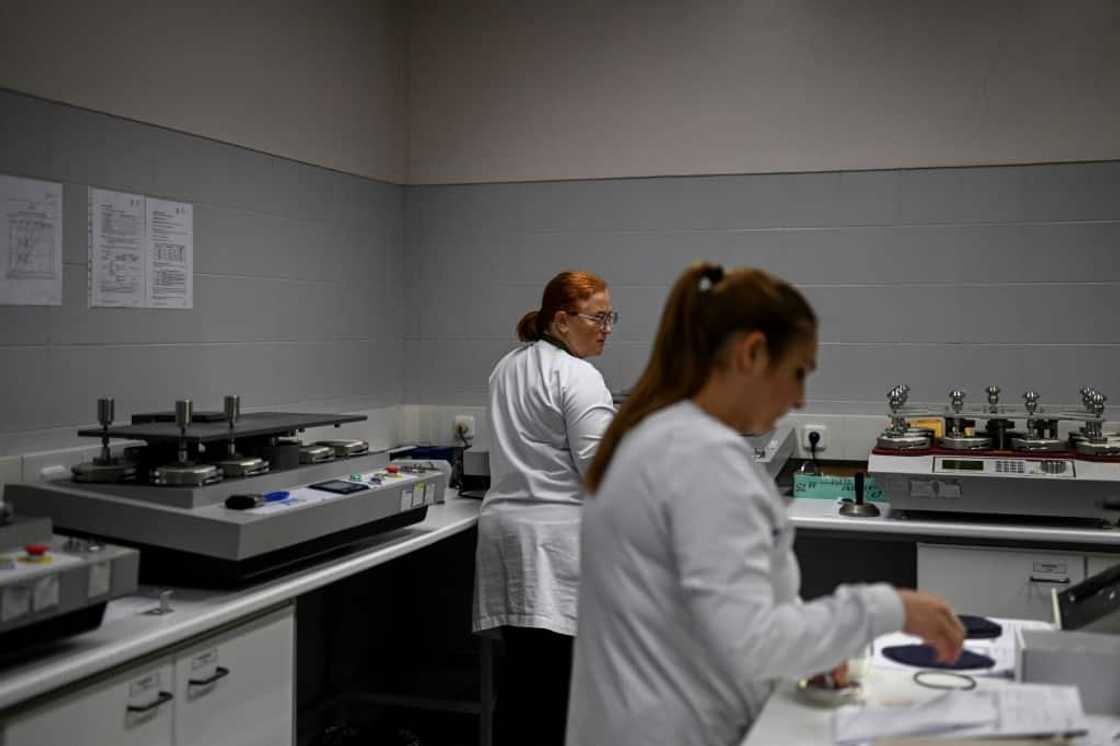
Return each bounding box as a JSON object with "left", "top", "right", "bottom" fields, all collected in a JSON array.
[{"left": 698, "top": 265, "right": 725, "bottom": 292}]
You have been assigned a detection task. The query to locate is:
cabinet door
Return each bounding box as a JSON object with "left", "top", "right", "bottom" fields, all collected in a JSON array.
[
  {"left": 917, "top": 544, "right": 1086, "bottom": 621},
  {"left": 173, "top": 604, "right": 294, "bottom": 746},
  {"left": 1087, "top": 553, "right": 1120, "bottom": 578},
  {"left": 3, "top": 661, "right": 174, "bottom": 746}
]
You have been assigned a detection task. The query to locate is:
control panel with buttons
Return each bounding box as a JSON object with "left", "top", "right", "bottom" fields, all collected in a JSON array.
[
  {"left": 0, "top": 517, "right": 139, "bottom": 648},
  {"left": 933, "top": 457, "right": 1076, "bottom": 479}
]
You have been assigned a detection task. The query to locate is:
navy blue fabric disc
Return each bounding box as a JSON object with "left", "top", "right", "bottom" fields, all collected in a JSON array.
[
  {"left": 881, "top": 644, "right": 995, "bottom": 670},
  {"left": 958, "top": 614, "right": 1002, "bottom": 639}
]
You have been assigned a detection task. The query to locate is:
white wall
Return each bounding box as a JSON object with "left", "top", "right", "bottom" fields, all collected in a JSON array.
[
  {"left": 406, "top": 0, "right": 1120, "bottom": 184},
  {"left": 0, "top": 0, "right": 408, "bottom": 183}
]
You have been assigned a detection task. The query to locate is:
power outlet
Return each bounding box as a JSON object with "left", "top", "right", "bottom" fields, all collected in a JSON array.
[
  {"left": 454, "top": 415, "right": 476, "bottom": 443},
  {"left": 801, "top": 424, "right": 828, "bottom": 453}
]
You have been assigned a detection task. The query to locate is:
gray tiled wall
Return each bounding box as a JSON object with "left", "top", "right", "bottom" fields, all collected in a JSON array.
[
  {"left": 403, "top": 163, "right": 1120, "bottom": 415},
  {"left": 3, "top": 86, "right": 1117, "bottom": 459},
  {"left": 0, "top": 90, "right": 405, "bottom": 457}
]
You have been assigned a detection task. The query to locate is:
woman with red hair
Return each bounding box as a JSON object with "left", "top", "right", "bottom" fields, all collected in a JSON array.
[{"left": 473, "top": 270, "right": 618, "bottom": 746}]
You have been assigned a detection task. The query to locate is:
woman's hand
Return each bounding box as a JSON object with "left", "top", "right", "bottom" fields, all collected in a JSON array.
[{"left": 897, "top": 589, "right": 966, "bottom": 663}]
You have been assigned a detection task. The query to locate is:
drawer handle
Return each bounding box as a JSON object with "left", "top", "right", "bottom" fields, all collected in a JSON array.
[
  {"left": 126, "top": 691, "right": 174, "bottom": 713},
  {"left": 1029, "top": 576, "right": 1071, "bottom": 585},
  {"left": 188, "top": 666, "right": 230, "bottom": 687}
]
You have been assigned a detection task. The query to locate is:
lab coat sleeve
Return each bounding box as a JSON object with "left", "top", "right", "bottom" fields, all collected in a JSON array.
[
  {"left": 560, "top": 362, "right": 616, "bottom": 477},
  {"left": 667, "top": 441, "right": 904, "bottom": 686}
]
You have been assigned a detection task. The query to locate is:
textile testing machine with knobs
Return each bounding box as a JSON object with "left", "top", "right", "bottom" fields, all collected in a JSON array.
[
  {"left": 0, "top": 499, "right": 138, "bottom": 652},
  {"left": 5, "top": 396, "right": 450, "bottom": 587},
  {"left": 868, "top": 385, "right": 1120, "bottom": 524}
]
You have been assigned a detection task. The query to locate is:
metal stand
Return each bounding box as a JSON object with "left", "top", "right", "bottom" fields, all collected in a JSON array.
[{"left": 839, "top": 472, "right": 880, "bottom": 517}]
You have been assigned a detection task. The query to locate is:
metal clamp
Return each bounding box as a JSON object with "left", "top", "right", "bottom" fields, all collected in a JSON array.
[
  {"left": 986, "top": 384, "right": 1001, "bottom": 413},
  {"left": 144, "top": 589, "right": 175, "bottom": 616},
  {"left": 886, "top": 384, "right": 911, "bottom": 433}
]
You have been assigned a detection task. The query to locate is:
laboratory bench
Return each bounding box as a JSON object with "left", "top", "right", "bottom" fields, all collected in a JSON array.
[
  {"left": 0, "top": 495, "right": 484, "bottom": 746},
  {"left": 3, "top": 492, "right": 1120, "bottom": 745},
  {"left": 788, "top": 497, "right": 1120, "bottom": 621},
  {"left": 740, "top": 620, "right": 1120, "bottom": 746}
]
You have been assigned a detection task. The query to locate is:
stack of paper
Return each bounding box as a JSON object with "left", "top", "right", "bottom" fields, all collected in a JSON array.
[{"left": 833, "top": 684, "right": 1087, "bottom": 744}]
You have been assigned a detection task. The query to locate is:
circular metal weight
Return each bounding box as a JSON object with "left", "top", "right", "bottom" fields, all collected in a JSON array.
[
  {"left": 151, "top": 463, "right": 222, "bottom": 486},
  {"left": 1077, "top": 439, "right": 1120, "bottom": 457},
  {"left": 876, "top": 432, "right": 931, "bottom": 451},
  {"left": 939, "top": 435, "right": 992, "bottom": 451},
  {"left": 72, "top": 460, "right": 137, "bottom": 483},
  {"left": 1010, "top": 436, "right": 1066, "bottom": 453}
]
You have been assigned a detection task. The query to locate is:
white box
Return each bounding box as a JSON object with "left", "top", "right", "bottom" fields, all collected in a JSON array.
[{"left": 1019, "top": 629, "right": 1120, "bottom": 715}]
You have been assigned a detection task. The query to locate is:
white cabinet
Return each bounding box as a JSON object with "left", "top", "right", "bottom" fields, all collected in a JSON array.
[
  {"left": 1087, "top": 553, "right": 1120, "bottom": 578},
  {"left": 917, "top": 544, "right": 1086, "bottom": 621},
  {"left": 2, "top": 604, "right": 294, "bottom": 746},
  {"left": 4, "top": 661, "right": 175, "bottom": 746},
  {"left": 174, "top": 605, "right": 294, "bottom": 746}
]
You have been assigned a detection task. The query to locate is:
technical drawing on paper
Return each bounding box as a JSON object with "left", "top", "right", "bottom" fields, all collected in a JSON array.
[{"left": 7, "top": 198, "right": 57, "bottom": 279}]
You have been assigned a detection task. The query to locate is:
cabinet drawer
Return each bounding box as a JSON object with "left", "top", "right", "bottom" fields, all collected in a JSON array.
[
  {"left": 173, "top": 604, "right": 294, "bottom": 746},
  {"left": 917, "top": 544, "right": 1086, "bottom": 621},
  {"left": 3, "top": 660, "right": 174, "bottom": 746}
]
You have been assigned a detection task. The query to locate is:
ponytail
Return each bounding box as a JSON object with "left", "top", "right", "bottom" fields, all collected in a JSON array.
[
  {"left": 517, "top": 310, "right": 543, "bottom": 342},
  {"left": 585, "top": 262, "right": 816, "bottom": 493}
]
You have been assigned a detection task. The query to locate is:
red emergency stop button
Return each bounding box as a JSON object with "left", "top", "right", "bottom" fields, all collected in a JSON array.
[
  {"left": 386, "top": 464, "right": 400, "bottom": 474},
  {"left": 24, "top": 544, "right": 49, "bottom": 557}
]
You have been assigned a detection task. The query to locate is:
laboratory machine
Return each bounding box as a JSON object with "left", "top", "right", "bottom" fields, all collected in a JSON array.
[
  {"left": 6, "top": 397, "right": 448, "bottom": 586},
  {"left": 869, "top": 385, "right": 1120, "bottom": 523},
  {"left": 0, "top": 500, "right": 138, "bottom": 653}
]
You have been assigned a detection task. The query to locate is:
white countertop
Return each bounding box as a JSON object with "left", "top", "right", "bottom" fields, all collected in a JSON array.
[
  {"left": 0, "top": 495, "right": 482, "bottom": 712},
  {"left": 5, "top": 492, "right": 1117, "bottom": 715},
  {"left": 788, "top": 498, "right": 1120, "bottom": 546},
  {"left": 742, "top": 621, "right": 1120, "bottom": 746},
  {"left": 742, "top": 672, "right": 1120, "bottom": 746}
]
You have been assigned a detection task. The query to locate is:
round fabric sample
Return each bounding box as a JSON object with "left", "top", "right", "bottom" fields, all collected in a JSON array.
[
  {"left": 958, "top": 614, "right": 1002, "bottom": 639},
  {"left": 881, "top": 644, "right": 995, "bottom": 670}
]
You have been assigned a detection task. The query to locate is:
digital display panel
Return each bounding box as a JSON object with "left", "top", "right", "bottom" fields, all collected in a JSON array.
[
  {"left": 308, "top": 479, "right": 369, "bottom": 495},
  {"left": 941, "top": 459, "right": 984, "bottom": 471}
]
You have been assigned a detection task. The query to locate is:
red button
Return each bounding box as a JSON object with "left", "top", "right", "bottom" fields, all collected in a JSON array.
[
  {"left": 24, "top": 544, "right": 49, "bottom": 557},
  {"left": 386, "top": 464, "right": 400, "bottom": 474}
]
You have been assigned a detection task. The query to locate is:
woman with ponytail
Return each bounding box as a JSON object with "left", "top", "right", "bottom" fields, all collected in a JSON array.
[
  {"left": 566, "top": 263, "right": 965, "bottom": 746},
  {"left": 473, "top": 270, "right": 617, "bottom": 746}
]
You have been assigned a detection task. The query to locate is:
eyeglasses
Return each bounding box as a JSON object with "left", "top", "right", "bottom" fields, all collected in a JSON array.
[{"left": 570, "top": 310, "right": 619, "bottom": 331}]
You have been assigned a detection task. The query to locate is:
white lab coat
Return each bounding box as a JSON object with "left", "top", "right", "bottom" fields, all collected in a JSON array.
[
  {"left": 472, "top": 340, "right": 615, "bottom": 636},
  {"left": 566, "top": 400, "right": 904, "bottom": 746}
]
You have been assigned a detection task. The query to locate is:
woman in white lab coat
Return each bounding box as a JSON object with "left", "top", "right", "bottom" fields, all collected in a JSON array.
[
  {"left": 566, "top": 263, "right": 965, "bottom": 746},
  {"left": 473, "top": 270, "right": 617, "bottom": 746}
]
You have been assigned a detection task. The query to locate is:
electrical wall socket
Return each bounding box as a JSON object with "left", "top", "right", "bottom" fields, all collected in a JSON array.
[
  {"left": 801, "top": 424, "right": 828, "bottom": 452},
  {"left": 454, "top": 415, "right": 476, "bottom": 442}
]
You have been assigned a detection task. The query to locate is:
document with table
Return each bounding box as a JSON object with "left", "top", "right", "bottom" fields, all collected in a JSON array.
[{"left": 832, "top": 683, "right": 1087, "bottom": 743}]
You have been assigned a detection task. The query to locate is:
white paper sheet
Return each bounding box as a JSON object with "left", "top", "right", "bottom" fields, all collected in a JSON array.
[
  {"left": 834, "top": 684, "right": 1088, "bottom": 743},
  {"left": 147, "top": 198, "right": 193, "bottom": 308},
  {"left": 89, "top": 188, "right": 147, "bottom": 307},
  {"left": 954, "top": 684, "right": 1088, "bottom": 738},
  {"left": 89, "top": 189, "right": 194, "bottom": 309},
  {"left": 0, "top": 174, "right": 63, "bottom": 306},
  {"left": 833, "top": 689, "right": 996, "bottom": 743}
]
